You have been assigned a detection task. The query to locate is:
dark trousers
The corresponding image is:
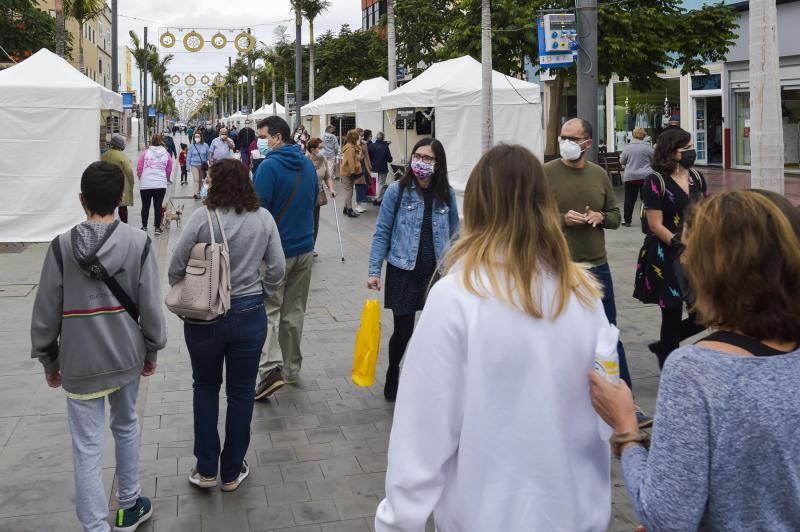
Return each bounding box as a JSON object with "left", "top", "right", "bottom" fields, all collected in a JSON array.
[
  {"left": 180, "top": 165, "right": 188, "bottom": 183},
  {"left": 184, "top": 295, "right": 267, "bottom": 482},
  {"left": 118, "top": 206, "right": 128, "bottom": 224},
  {"left": 388, "top": 313, "right": 416, "bottom": 370},
  {"left": 658, "top": 307, "right": 704, "bottom": 368},
  {"left": 588, "top": 263, "right": 632, "bottom": 390},
  {"left": 313, "top": 205, "right": 320, "bottom": 243},
  {"left": 623, "top": 181, "right": 644, "bottom": 224},
  {"left": 355, "top": 183, "right": 368, "bottom": 203},
  {"left": 140, "top": 188, "right": 166, "bottom": 229}
]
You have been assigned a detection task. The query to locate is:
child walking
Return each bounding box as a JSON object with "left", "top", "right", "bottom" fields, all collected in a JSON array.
[
  {"left": 179, "top": 143, "right": 188, "bottom": 185},
  {"left": 30, "top": 161, "right": 167, "bottom": 532}
]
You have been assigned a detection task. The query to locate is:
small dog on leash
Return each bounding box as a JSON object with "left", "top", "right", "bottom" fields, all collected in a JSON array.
[{"left": 163, "top": 203, "right": 184, "bottom": 229}]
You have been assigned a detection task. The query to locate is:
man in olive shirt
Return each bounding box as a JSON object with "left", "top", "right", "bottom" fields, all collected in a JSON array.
[{"left": 545, "top": 118, "right": 650, "bottom": 426}]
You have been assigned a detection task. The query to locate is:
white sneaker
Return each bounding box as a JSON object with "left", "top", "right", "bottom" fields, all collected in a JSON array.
[
  {"left": 355, "top": 204, "right": 367, "bottom": 213},
  {"left": 221, "top": 460, "right": 250, "bottom": 492}
]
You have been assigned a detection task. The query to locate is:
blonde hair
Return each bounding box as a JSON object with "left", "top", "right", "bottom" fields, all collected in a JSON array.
[
  {"left": 632, "top": 128, "right": 647, "bottom": 140},
  {"left": 443, "top": 145, "right": 601, "bottom": 318}
]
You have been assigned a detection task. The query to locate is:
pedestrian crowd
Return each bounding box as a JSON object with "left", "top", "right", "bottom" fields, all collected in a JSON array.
[{"left": 29, "top": 113, "right": 800, "bottom": 532}]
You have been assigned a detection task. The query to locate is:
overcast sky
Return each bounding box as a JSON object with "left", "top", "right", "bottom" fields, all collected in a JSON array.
[{"left": 119, "top": 0, "right": 361, "bottom": 109}]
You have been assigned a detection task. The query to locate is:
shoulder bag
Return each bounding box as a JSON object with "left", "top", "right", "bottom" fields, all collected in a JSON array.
[
  {"left": 193, "top": 144, "right": 209, "bottom": 172},
  {"left": 165, "top": 208, "right": 231, "bottom": 322}
]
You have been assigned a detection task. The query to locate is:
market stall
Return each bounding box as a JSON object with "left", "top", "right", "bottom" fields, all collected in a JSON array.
[{"left": 0, "top": 49, "right": 122, "bottom": 242}]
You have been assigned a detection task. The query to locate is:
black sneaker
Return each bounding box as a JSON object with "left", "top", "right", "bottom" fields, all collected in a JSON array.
[
  {"left": 221, "top": 460, "right": 250, "bottom": 492},
  {"left": 154, "top": 227, "right": 163, "bottom": 235},
  {"left": 113, "top": 497, "right": 152, "bottom": 532},
  {"left": 140, "top": 226, "right": 147, "bottom": 232},
  {"left": 255, "top": 369, "right": 285, "bottom": 400}
]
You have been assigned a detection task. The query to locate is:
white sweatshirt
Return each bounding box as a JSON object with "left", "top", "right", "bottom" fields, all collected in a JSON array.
[
  {"left": 375, "top": 270, "right": 614, "bottom": 532},
  {"left": 137, "top": 146, "right": 172, "bottom": 190}
]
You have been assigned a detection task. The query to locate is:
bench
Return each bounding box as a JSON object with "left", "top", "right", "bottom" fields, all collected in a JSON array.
[{"left": 598, "top": 151, "right": 624, "bottom": 186}]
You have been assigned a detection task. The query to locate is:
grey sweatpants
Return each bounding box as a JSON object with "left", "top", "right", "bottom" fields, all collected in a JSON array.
[{"left": 67, "top": 378, "right": 142, "bottom": 532}]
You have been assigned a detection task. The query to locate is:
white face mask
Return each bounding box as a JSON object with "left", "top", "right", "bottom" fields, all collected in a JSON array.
[
  {"left": 194, "top": 136, "right": 201, "bottom": 143},
  {"left": 559, "top": 139, "right": 587, "bottom": 161}
]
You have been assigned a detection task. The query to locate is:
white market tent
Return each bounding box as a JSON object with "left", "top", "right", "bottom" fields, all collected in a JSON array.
[
  {"left": 0, "top": 49, "right": 122, "bottom": 242},
  {"left": 381, "top": 55, "right": 543, "bottom": 191},
  {"left": 227, "top": 112, "right": 246, "bottom": 129},
  {"left": 248, "top": 101, "right": 287, "bottom": 123},
  {"left": 301, "top": 85, "right": 351, "bottom": 116},
  {"left": 316, "top": 77, "right": 389, "bottom": 136}
]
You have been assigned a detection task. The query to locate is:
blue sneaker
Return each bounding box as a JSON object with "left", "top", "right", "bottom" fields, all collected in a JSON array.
[{"left": 113, "top": 497, "right": 153, "bottom": 532}]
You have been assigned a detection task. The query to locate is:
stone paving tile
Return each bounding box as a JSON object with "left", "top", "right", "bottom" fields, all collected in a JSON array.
[
  {"left": 319, "top": 456, "right": 363, "bottom": 478},
  {"left": 248, "top": 504, "right": 297, "bottom": 531},
  {"left": 266, "top": 481, "right": 312, "bottom": 506},
  {"left": 202, "top": 510, "right": 251, "bottom": 532},
  {"left": 178, "top": 489, "right": 224, "bottom": 517},
  {"left": 291, "top": 499, "right": 340, "bottom": 525},
  {"left": 281, "top": 461, "right": 325, "bottom": 483},
  {"left": 321, "top": 518, "right": 372, "bottom": 532}
]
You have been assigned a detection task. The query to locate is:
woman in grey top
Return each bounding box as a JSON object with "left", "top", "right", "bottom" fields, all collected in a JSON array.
[
  {"left": 168, "top": 159, "right": 286, "bottom": 493},
  {"left": 619, "top": 128, "right": 653, "bottom": 227},
  {"left": 589, "top": 190, "right": 800, "bottom": 531}
]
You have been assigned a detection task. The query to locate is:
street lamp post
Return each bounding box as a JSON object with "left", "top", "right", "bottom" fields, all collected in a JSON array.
[{"left": 295, "top": 0, "right": 303, "bottom": 129}]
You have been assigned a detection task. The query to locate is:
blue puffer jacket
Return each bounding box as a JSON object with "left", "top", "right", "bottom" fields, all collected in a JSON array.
[{"left": 368, "top": 180, "right": 459, "bottom": 277}]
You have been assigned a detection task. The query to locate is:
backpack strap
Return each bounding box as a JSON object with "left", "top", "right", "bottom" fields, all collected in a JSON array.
[
  {"left": 50, "top": 235, "right": 63, "bottom": 274},
  {"left": 689, "top": 168, "right": 707, "bottom": 196},
  {"left": 651, "top": 172, "right": 666, "bottom": 197}
]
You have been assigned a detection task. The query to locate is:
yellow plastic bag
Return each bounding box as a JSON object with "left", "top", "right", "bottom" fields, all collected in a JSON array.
[{"left": 352, "top": 299, "right": 381, "bottom": 387}]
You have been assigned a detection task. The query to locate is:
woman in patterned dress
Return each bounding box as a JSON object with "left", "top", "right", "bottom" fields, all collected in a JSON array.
[{"left": 633, "top": 128, "right": 707, "bottom": 367}]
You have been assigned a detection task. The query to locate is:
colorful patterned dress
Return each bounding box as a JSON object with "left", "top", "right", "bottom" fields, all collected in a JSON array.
[{"left": 633, "top": 171, "right": 706, "bottom": 309}]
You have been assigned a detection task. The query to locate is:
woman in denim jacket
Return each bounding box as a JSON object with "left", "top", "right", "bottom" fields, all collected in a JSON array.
[{"left": 368, "top": 138, "right": 459, "bottom": 401}]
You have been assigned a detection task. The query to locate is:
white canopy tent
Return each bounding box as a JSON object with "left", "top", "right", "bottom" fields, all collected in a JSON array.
[
  {"left": 317, "top": 77, "right": 389, "bottom": 134},
  {"left": 248, "top": 101, "right": 287, "bottom": 123},
  {"left": 301, "top": 86, "right": 351, "bottom": 138},
  {"left": 227, "top": 112, "right": 246, "bottom": 129},
  {"left": 0, "top": 49, "right": 122, "bottom": 242},
  {"left": 381, "top": 55, "right": 542, "bottom": 191}
]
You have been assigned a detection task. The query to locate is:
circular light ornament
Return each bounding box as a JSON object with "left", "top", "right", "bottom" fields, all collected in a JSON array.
[
  {"left": 183, "top": 31, "right": 204, "bottom": 53},
  {"left": 170, "top": 74, "right": 181, "bottom": 85},
  {"left": 186, "top": 89, "right": 195, "bottom": 97},
  {"left": 176, "top": 89, "right": 184, "bottom": 96},
  {"left": 211, "top": 33, "right": 228, "bottom": 50},
  {"left": 234, "top": 31, "right": 255, "bottom": 53},
  {"left": 201, "top": 75, "right": 211, "bottom": 85},
  {"left": 184, "top": 74, "right": 197, "bottom": 86},
  {"left": 160, "top": 32, "right": 176, "bottom": 48},
  {"left": 214, "top": 74, "right": 226, "bottom": 86}
]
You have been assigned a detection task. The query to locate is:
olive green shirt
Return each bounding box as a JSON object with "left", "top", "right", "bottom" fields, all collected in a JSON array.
[
  {"left": 101, "top": 148, "right": 135, "bottom": 207},
  {"left": 544, "top": 159, "right": 621, "bottom": 266}
]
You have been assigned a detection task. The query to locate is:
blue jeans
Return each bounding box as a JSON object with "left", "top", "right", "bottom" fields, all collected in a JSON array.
[
  {"left": 355, "top": 183, "right": 368, "bottom": 203},
  {"left": 588, "top": 263, "right": 632, "bottom": 390},
  {"left": 184, "top": 294, "right": 267, "bottom": 482}
]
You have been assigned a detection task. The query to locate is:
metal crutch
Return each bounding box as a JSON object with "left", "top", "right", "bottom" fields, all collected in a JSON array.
[{"left": 330, "top": 194, "right": 346, "bottom": 262}]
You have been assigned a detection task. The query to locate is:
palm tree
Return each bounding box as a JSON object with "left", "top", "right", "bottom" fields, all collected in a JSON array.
[
  {"left": 298, "top": 0, "right": 330, "bottom": 102},
  {"left": 480, "top": 0, "right": 493, "bottom": 152},
  {"left": 55, "top": 0, "right": 66, "bottom": 57},
  {"left": 64, "top": 0, "right": 106, "bottom": 74},
  {"left": 261, "top": 46, "right": 279, "bottom": 117},
  {"left": 387, "top": 0, "right": 396, "bottom": 90},
  {"left": 274, "top": 25, "right": 293, "bottom": 123}
]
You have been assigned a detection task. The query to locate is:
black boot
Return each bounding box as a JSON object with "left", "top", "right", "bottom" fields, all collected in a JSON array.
[{"left": 384, "top": 366, "right": 400, "bottom": 402}]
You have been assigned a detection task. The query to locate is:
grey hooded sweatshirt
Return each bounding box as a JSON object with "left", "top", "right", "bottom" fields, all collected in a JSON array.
[{"left": 30, "top": 220, "right": 167, "bottom": 394}]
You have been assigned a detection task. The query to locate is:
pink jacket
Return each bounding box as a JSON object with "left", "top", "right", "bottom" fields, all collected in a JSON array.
[{"left": 136, "top": 146, "right": 173, "bottom": 190}]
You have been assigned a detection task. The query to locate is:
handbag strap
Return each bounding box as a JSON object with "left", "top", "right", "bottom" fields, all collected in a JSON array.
[
  {"left": 274, "top": 170, "right": 303, "bottom": 224},
  {"left": 212, "top": 208, "right": 228, "bottom": 248},
  {"left": 193, "top": 144, "right": 206, "bottom": 163}
]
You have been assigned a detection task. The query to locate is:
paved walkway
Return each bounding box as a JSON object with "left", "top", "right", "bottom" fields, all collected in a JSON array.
[{"left": 2, "top": 150, "right": 778, "bottom": 531}]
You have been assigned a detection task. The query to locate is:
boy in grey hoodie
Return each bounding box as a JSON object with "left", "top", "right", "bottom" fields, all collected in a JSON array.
[{"left": 30, "top": 161, "right": 167, "bottom": 532}]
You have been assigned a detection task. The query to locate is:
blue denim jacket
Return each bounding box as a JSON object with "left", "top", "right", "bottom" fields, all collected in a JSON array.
[{"left": 368, "top": 181, "right": 460, "bottom": 277}]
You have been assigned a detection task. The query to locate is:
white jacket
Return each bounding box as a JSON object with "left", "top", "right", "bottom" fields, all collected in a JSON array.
[
  {"left": 375, "top": 270, "right": 614, "bottom": 532},
  {"left": 138, "top": 146, "right": 171, "bottom": 190}
]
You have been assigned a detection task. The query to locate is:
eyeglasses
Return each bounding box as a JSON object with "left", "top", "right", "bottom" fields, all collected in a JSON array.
[
  {"left": 559, "top": 136, "right": 587, "bottom": 143},
  {"left": 411, "top": 153, "right": 436, "bottom": 164}
]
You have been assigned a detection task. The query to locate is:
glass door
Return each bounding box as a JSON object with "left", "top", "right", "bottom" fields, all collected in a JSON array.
[{"left": 694, "top": 98, "right": 707, "bottom": 165}]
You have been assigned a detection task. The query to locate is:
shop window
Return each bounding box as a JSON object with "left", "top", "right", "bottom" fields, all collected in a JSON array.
[
  {"left": 692, "top": 74, "right": 721, "bottom": 91},
  {"left": 613, "top": 78, "right": 681, "bottom": 148},
  {"left": 734, "top": 88, "right": 800, "bottom": 170}
]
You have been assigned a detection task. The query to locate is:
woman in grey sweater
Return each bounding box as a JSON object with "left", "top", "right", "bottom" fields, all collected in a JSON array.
[
  {"left": 619, "top": 128, "right": 653, "bottom": 227},
  {"left": 589, "top": 190, "right": 800, "bottom": 531},
  {"left": 168, "top": 159, "right": 286, "bottom": 493}
]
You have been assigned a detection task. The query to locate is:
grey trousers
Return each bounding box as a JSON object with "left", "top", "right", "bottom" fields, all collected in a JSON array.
[
  {"left": 259, "top": 252, "right": 314, "bottom": 381},
  {"left": 67, "top": 378, "right": 142, "bottom": 532}
]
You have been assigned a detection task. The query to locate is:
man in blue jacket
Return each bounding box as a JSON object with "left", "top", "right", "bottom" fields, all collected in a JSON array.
[{"left": 253, "top": 116, "right": 319, "bottom": 399}]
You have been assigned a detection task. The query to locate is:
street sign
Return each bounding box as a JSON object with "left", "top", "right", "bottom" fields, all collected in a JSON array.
[
  {"left": 334, "top": 113, "right": 346, "bottom": 119},
  {"left": 241, "top": 106, "right": 250, "bottom": 114},
  {"left": 537, "top": 14, "right": 577, "bottom": 69},
  {"left": 397, "top": 108, "right": 415, "bottom": 120},
  {"left": 286, "top": 92, "right": 296, "bottom": 106},
  {"left": 147, "top": 106, "right": 156, "bottom": 117},
  {"left": 121, "top": 92, "right": 135, "bottom": 109},
  {"left": 397, "top": 65, "right": 406, "bottom": 79}
]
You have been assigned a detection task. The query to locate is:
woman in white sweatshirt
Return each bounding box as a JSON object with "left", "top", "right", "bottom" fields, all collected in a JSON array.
[
  {"left": 375, "top": 144, "right": 617, "bottom": 532},
  {"left": 136, "top": 134, "right": 173, "bottom": 235}
]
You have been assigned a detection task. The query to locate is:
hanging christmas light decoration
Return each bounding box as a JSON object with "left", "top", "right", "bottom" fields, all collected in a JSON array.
[
  {"left": 234, "top": 31, "right": 255, "bottom": 53},
  {"left": 170, "top": 74, "right": 181, "bottom": 85},
  {"left": 201, "top": 75, "right": 211, "bottom": 85},
  {"left": 186, "top": 89, "right": 195, "bottom": 97},
  {"left": 184, "top": 74, "right": 197, "bottom": 86},
  {"left": 160, "top": 31, "right": 176, "bottom": 48},
  {"left": 183, "top": 31, "right": 204, "bottom": 53},
  {"left": 211, "top": 32, "right": 228, "bottom": 50}
]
